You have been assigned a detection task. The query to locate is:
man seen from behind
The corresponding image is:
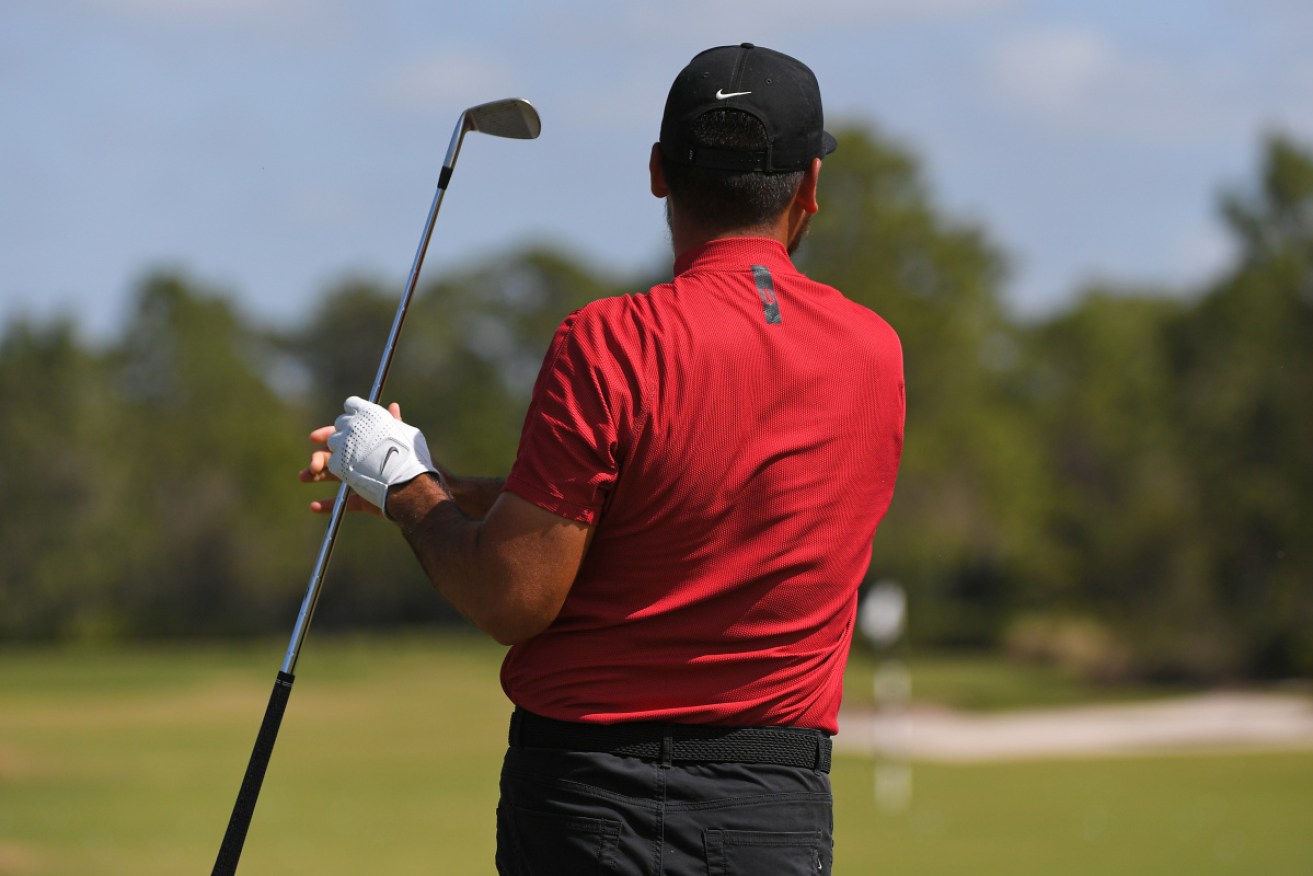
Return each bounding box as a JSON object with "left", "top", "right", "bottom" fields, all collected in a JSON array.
[{"left": 303, "top": 42, "right": 905, "bottom": 875}]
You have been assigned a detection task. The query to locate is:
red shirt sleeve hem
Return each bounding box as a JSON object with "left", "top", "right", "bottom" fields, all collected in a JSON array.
[{"left": 503, "top": 473, "right": 600, "bottom": 526}]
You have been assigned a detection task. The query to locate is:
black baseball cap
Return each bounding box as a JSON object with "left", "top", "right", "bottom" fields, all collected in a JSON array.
[{"left": 660, "top": 43, "right": 837, "bottom": 174}]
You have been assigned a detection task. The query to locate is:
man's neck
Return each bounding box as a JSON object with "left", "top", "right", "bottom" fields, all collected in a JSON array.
[
  {"left": 671, "top": 227, "right": 773, "bottom": 261},
  {"left": 670, "top": 213, "right": 793, "bottom": 259}
]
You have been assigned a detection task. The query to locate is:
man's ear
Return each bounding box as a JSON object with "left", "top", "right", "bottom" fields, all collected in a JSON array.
[
  {"left": 650, "top": 143, "right": 669, "bottom": 198},
  {"left": 797, "top": 157, "right": 821, "bottom": 215}
]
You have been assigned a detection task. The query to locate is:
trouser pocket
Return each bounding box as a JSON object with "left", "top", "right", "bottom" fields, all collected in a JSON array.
[
  {"left": 497, "top": 804, "right": 623, "bottom": 875},
  {"left": 703, "top": 828, "right": 829, "bottom": 875}
]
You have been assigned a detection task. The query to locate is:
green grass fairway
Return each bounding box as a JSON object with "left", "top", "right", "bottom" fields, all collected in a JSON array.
[{"left": 2, "top": 636, "right": 1310, "bottom": 874}]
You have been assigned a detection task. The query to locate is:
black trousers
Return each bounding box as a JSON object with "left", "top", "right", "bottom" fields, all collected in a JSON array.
[{"left": 495, "top": 711, "right": 835, "bottom": 876}]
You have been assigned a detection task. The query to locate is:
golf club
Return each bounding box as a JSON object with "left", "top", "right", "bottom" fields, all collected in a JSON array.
[{"left": 211, "top": 97, "right": 541, "bottom": 876}]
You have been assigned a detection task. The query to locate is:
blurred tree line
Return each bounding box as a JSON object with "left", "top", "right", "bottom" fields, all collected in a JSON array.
[{"left": 2, "top": 127, "right": 1309, "bottom": 684}]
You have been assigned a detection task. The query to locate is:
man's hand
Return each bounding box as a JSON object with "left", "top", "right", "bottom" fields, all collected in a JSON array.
[{"left": 300, "top": 397, "right": 438, "bottom": 518}]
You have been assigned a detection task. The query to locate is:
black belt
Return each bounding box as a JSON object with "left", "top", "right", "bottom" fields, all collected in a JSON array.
[{"left": 508, "top": 708, "right": 832, "bottom": 773}]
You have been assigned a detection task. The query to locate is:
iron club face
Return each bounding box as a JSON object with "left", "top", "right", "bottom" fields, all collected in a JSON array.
[
  {"left": 463, "top": 97, "right": 542, "bottom": 140},
  {"left": 441, "top": 98, "right": 541, "bottom": 181}
]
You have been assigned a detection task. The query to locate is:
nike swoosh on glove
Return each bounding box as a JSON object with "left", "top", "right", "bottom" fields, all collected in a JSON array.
[{"left": 326, "top": 396, "right": 438, "bottom": 516}]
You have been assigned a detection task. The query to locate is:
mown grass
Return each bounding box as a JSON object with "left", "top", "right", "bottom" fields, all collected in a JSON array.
[{"left": 2, "top": 634, "right": 1310, "bottom": 874}]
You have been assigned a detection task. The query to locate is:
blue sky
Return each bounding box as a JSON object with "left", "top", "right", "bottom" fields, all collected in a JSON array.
[{"left": 4, "top": 0, "right": 1312, "bottom": 339}]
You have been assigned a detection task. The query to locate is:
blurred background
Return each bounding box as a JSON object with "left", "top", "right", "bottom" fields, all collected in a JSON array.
[{"left": 2, "top": 1, "right": 1311, "bottom": 873}]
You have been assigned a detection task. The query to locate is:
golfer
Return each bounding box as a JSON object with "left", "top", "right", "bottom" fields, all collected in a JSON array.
[{"left": 304, "top": 43, "right": 904, "bottom": 875}]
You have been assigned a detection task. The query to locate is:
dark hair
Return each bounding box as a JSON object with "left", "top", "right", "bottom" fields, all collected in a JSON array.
[{"left": 662, "top": 110, "right": 804, "bottom": 232}]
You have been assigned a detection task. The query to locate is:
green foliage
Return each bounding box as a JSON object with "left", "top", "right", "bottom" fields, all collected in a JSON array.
[
  {"left": 1167, "top": 133, "right": 1313, "bottom": 678},
  {"left": 1005, "top": 132, "right": 1313, "bottom": 680},
  {"left": 0, "top": 319, "right": 118, "bottom": 638},
  {"left": 0, "top": 126, "right": 1309, "bottom": 683},
  {"left": 1019, "top": 292, "right": 1222, "bottom": 677}
]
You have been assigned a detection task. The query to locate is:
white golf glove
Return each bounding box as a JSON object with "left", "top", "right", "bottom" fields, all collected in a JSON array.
[{"left": 326, "top": 396, "right": 438, "bottom": 516}]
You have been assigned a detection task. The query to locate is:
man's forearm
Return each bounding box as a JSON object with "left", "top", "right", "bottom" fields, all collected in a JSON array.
[{"left": 387, "top": 474, "right": 502, "bottom": 637}]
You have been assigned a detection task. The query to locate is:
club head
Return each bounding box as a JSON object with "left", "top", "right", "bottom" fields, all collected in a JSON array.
[{"left": 463, "top": 98, "right": 542, "bottom": 140}]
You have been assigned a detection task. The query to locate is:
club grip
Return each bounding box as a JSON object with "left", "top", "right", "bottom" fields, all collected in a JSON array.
[{"left": 212, "top": 671, "right": 295, "bottom": 876}]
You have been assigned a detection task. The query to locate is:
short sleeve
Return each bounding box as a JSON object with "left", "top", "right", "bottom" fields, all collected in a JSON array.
[{"left": 504, "top": 304, "right": 640, "bottom": 525}]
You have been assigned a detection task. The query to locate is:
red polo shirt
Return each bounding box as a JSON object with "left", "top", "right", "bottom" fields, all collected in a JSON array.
[{"left": 501, "top": 237, "right": 904, "bottom": 734}]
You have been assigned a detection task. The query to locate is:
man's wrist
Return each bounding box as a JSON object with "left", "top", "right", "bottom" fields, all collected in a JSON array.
[{"left": 384, "top": 471, "right": 450, "bottom": 529}]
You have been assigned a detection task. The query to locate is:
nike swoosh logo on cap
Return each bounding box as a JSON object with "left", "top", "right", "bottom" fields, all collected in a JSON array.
[{"left": 715, "top": 89, "right": 752, "bottom": 100}]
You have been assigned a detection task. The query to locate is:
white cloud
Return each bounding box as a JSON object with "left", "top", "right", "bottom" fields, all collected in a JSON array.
[
  {"left": 989, "top": 28, "right": 1110, "bottom": 115},
  {"left": 984, "top": 26, "right": 1228, "bottom": 141}
]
